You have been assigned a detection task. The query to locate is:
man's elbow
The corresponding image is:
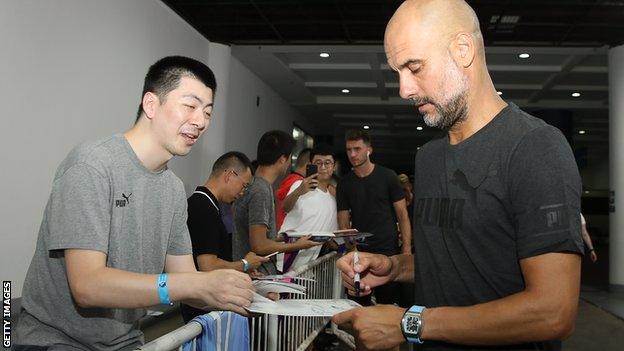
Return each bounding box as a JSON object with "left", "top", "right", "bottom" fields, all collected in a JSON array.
[
  {"left": 69, "top": 280, "right": 97, "bottom": 308},
  {"left": 250, "top": 243, "right": 273, "bottom": 256},
  {"left": 543, "top": 303, "right": 577, "bottom": 340}
]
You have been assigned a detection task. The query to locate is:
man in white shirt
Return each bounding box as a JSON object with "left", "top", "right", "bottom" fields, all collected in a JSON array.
[{"left": 279, "top": 145, "right": 338, "bottom": 271}]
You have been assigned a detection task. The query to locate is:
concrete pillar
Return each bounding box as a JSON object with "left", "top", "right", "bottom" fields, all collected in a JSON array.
[{"left": 609, "top": 44, "right": 624, "bottom": 292}]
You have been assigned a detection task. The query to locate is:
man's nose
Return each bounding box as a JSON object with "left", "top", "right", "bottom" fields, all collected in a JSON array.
[{"left": 399, "top": 72, "right": 419, "bottom": 100}]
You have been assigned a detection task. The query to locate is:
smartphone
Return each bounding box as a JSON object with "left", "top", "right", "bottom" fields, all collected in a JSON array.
[
  {"left": 305, "top": 163, "right": 318, "bottom": 177},
  {"left": 305, "top": 164, "right": 318, "bottom": 189}
]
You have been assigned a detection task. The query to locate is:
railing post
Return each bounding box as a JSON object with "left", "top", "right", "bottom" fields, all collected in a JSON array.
[{"left": 267, "top": 314, "right": 279, "bottom": 351}]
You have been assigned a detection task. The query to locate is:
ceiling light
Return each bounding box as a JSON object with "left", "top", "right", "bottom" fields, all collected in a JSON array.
[
  {"left": 341, "top": 89, "right": 350, "bottom": 93},
  {"left": 319, "top": 52, "right": 330, "bottom": 58},
  {"left": 497, "top": 91, "right": 503, "bottom": 95},
  {"left": 363, "top": 125, "right": 370, "bottom": 130},
  {"left": 416, "top": 126, "right": 423, "bottom": 131},
  {"left": 578, "top": 130, "right": 586, "bottom": 135},
  {"left": 572, "top": 92, "right": 581, "bottom": 97},
  {"left": 518, "top": 53, "right": 530, "bottom": 59}
]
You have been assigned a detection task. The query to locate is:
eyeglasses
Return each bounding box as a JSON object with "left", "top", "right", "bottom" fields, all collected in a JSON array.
[
  {"left": 229, "top": 169, "right": 251, "bottom": 190},
  {"left": 312, "top": 160, "right": 335, "bottom": 168}
]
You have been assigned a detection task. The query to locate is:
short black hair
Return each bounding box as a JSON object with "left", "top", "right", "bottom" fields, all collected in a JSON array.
[
  {"left": 211, "top": 151, "right": 251, "bottom": 177},
  {"left": 295, "top": 148, "right": 313, "bottom": 167},
  {"left": 345, "top": 129, "right": 371, "bottom": 146},
  {"left": 136, "top": 56, "right": 217, "bottom": 122},
  {"left": 310, "top": 145, "right": 336, "bottom": 162},
  {"left": 257, "top": 130, "right": 295, "bottom": 166}
]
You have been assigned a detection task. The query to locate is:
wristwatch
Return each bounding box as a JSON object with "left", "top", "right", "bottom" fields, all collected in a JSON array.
[
  {"left": 401, "top": 305, "right": 425, "bottom": 344},
  {"left": 241, "top": 258, "right": 250, "bottom": 272}
]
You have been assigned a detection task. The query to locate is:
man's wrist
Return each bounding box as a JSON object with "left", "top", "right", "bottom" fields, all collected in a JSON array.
[{"left": 387, "top": 255, "right": 398, "bottom": 282}]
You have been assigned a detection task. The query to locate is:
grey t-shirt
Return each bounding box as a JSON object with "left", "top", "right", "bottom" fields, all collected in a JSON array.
[
  {"left": 232, "top": 176, "right": 277, "bottom": 274},
  {"left": 15, "top": 134, "right": 192, "bottom": 350},
  {"left": 412, "top": 104, "right": 582, "bottom": 350}
]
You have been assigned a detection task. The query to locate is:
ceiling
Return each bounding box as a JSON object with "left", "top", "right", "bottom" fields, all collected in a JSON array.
[{"left": 164, "top": 0, "right": 619, "bottom": 174}]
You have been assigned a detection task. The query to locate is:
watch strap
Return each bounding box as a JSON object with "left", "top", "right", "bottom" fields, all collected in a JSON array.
[{"left": 402, "top": 305, "right": 425, "bottom": 344}]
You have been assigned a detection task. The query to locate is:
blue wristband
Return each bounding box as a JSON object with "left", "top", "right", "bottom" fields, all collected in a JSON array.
[{"left": 157, "top": 273, "right": 172, "bottom": 305}]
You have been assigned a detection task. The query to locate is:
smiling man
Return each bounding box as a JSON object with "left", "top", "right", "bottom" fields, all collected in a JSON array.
[
  {"left": 14, "top": 56, "right": 254, "bottom": 350},
  {"left": 333, "top": 1, "right": 583, "bottom": 350}
]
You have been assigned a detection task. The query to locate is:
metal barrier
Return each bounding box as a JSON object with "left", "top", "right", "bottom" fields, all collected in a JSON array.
[{"left": 138, "top": 251, "right": 353, "bottom": 351}]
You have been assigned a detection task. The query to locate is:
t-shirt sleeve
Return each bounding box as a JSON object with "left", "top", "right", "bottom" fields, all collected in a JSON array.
[
  {"left": 186, "top": 196, "right": 220, "bottom": 256},
  {"left": 286, "top": 180, "right": 303, "bottom": 196},
  {"left": 336, "top": 178, "right": 350, "bottom": 211},
  {"left": 509, "top": 126, "right": 583, "bottom": 259},
  {"left": 46, "top": 163, "right": 111, "bottom": 253},
  {"left": 248, "top": 185, "right": 272, "bottom": 228},
  {"left": 167, "top": 186, "right": 193, "bottom": 256},
  {"left": 386, "top": 169, "right": 405, "bottom": 203},
  {"left": 276, "top": 175, "right": 300, "bottom": 200}
]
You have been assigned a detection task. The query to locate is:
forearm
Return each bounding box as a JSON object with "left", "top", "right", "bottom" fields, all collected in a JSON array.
[
  {"left": 581, "top": 227, "right": 594, "bottom": 250},
  {"left": 70, "top": 267, "right": 199, "bottom": 309},
  {"left": 338, "top": 211, "right": 351, "bottom": 230},
  {"left": 389, "top": 254, "right": 415, "bottom": 283},
  {"left": 282, "top": 190, "right": 301, "bottom": 213},
  {"left": 422, "top": 253, "right": 581, "bottom": 345},
  {"left": 422, "top": 288, "right": 577, "bottom": 345},
  {"left": 252, "top": 238, "right": 302, "bottom": 255},
  {"left": 199, "top": 257, "right": 244, "bottom": 272},
  {"left": 398, "top": 216, "right": 412, "bottom": 253}
]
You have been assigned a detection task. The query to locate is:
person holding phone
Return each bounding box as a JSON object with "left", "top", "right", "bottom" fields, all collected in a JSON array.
[{"left": 279, "top": 146, "right": 339, "bottom": 272}]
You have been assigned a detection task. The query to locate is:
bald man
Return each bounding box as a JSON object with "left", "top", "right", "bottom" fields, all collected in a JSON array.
[{"left": 333, "top": 1, "right": 583, "bottom": 350}]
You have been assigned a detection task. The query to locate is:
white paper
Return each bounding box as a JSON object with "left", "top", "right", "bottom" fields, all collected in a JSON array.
[
  {"left": 253, "top": 280, "right": 306, "bottom": 295},
  {"left": 247, "top": 293, "right": 360, "bottom": 317},
  {"left": 254, "top": 275, "right": 315, "bottom": 282}
]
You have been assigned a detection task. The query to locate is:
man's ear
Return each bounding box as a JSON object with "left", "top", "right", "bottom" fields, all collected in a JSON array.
[
  {"left": 141, "top": 92, "right": 159, "bottom": 120},
  {"left": 452, "top": 32, "right": 475, "bottom": 68}
]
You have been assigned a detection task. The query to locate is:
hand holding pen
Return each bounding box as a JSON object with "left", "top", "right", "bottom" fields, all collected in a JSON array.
[{"left": 335, "top": 251, "right": 395, "bottom": 297}]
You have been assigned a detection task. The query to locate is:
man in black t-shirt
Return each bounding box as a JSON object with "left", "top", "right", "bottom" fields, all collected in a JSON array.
[
  {"left": 333, "top": 1, "right": 583, "bottom": 350},
  {"left": 336, "top": 129, "right": 412, "bottom": 306},
  {"left": 181, "top": 151, "right": 268, "bottom": 323}
]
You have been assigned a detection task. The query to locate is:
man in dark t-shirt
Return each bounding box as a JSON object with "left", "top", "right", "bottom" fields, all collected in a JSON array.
[
  {"left": 180, "top": 151, "right": 268, "bottom": 323},
  {"left": 332, "top": 1, "right": 584, "bottom": 350},
  {"left": 336, "top": 129, "right": 412, "bottom": 306}
]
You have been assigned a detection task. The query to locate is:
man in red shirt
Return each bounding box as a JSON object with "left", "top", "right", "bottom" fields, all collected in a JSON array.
[{"left": 276, "top": 148, "right": 311, "bottom": 230}]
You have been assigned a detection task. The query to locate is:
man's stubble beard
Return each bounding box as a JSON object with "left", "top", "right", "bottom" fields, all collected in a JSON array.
[{"left": 418, "top": 57, "right": 469, "bottom": 131}]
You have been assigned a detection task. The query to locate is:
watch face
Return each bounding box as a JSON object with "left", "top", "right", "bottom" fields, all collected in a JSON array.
[{"left": 406, "top": 315, "right": 419, "bottom": 333}]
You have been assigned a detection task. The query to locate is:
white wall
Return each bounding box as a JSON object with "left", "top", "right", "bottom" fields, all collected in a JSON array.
[
  {"left": 224, "top": 57, "right": 313, "bottom": 158},
  {"left": 0, "top": 0, "right": 311, "bottom": 297}
]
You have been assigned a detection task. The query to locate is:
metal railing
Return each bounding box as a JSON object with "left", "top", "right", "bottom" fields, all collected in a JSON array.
[{"left": 138, "top": 251, "right": 353, "bottom": 351}]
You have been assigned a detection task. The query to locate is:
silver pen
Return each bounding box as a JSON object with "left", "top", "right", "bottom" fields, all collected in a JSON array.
[{"left": 353, "top": 250, "right": 361, "bottom": 296}]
